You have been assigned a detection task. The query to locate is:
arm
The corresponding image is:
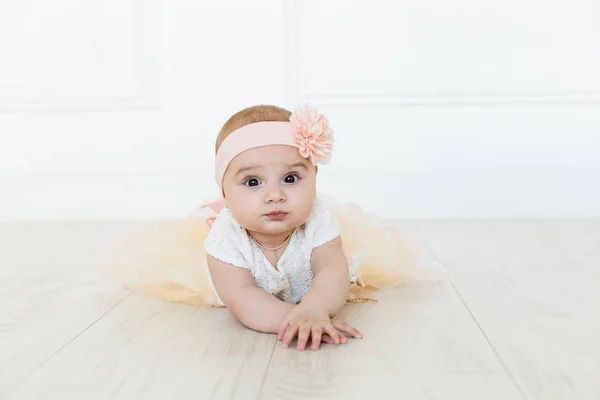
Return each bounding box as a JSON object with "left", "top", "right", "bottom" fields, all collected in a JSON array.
[
  {"left": 206, "top": 254, "right": 294, "bottom": 334},
  {"left": 301, "top": 236, "right": 350, "bottom": 318},
  {"left": 278, "top": 236, "right": 361, "bottom": 350}
]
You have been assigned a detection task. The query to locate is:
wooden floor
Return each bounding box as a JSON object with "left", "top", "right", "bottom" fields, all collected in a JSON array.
[{"left": 1, "top": 220, "right": 599, "bottom": 400}]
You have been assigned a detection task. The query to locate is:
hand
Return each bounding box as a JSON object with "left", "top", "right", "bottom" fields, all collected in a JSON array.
[{"left": 278, "top": 302, "right": 362, "bottom": 351}]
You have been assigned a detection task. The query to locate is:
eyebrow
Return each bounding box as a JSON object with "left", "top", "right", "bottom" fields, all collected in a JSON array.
[
  {"left": 286, "top": 162, "right": 309, "bottom": 171},
  {"left": 234, "top": 162, "right": 309, "bottom": 177},
  {"left": 234, "top": 165, "right": 262, "bottom": 177}
]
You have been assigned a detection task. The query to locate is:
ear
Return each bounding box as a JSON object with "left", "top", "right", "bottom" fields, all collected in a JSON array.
[{"left": 219, "top": 187, "right": 227, "bottom": 206}]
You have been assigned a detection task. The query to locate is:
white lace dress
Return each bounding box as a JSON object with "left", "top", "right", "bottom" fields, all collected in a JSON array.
[
  {"left": 105, "top": 194, "right": 445, "bottom": 308},
  {"left": 204, "top": 197, "right": 354, "bottom": 305}
]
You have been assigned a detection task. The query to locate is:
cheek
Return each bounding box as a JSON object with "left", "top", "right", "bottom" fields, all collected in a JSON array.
[
  {"left": 296, "top": 204, "right": 312, "bottom": 222},
  {"left": 225, "top": 184, "right": 248, "bottom": 206},
  {"left": 231, "top": 209, "right": 254, "bottom": 226},
  {"left": 292, "top": 186, "right": 316, "bottom": 216},
  {"left": 225, "top": 187, "right": 262, "bottom": 223},
  {"left": 227, "top": 205, "right": 254, "bottom": 228}
]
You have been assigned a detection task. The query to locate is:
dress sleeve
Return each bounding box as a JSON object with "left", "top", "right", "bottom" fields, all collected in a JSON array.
[
  {"left": 203, "top": 209, "right": 249, "bottom": 269},
  {"left": 306, "top": 197, "right": 341, "bottom": 249}
]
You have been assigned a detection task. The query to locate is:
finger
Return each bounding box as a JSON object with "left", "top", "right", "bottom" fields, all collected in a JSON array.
[
  {"left": 334, "top": 327, "right": 347, "bottom": 344},
  {"left": 282, "top": 324, "right": 299, "bottom": 348},
  {"left": 297, "top": 325, "right": 311, "bottom": 351},
  {"left": 321, "top": 334, "right": 335, "bottom": 345},
  {"left": 311, "top": 327, "right": 322, "bottom": 351},
  {"left": 333, "top": 325, "right": 348, "bottom": 344},
  {"left": 340, "top": 333, "right": 348, "bottom": 344},
  {"left": 277, "top": 320, "right": 290, "bottom": 341},
  {"left": 332, "top": 320, "right": 363, "bottom": 339},
  {"left": 324, "top": 324, "right": 343, "bottom": 345}
]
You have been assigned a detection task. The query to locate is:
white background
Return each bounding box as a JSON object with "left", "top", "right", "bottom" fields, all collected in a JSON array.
[{"left": 1, "top": 0, "right": 600, "bottom": 221}]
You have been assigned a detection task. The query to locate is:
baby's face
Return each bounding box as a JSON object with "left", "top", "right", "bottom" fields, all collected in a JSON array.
[{"left": 222, "top": 145, "right": 317, "bottom": 237}]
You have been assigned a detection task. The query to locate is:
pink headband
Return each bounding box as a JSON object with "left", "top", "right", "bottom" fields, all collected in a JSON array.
[{"left": 215, "top": 104, "right": 334, "bottom": 191}]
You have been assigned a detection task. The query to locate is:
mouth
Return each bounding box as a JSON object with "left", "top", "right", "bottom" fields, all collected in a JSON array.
[{"left": 265, "top": 211, "right": 288, "bottom": 221}]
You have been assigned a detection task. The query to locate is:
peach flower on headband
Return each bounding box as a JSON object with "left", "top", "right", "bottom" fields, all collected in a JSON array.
[{"left": 290, "top": 103, "right": 334, "bottom": 165}]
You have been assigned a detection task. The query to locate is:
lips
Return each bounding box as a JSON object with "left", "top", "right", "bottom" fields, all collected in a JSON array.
[{"left": 265, "top": 211, "right": 288, "bottom": 221}]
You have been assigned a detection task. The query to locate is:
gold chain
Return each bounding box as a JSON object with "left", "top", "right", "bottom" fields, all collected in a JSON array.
[
  {"left": 346, "top": 297, "right": 378, "bottom": 304},
  {"left": 253, "top": 234, "right": 292, "bottom": 251}
]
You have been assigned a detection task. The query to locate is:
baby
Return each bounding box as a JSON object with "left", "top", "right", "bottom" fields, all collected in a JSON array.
[
  {"left": 106, "top": 103, "right": 445, "bottom": 352},
  {"left": 204, "top": 104, "right": 361, "bottom": 351}
]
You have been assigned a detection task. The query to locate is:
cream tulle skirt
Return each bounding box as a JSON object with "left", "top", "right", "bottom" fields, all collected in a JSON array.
[{"left": 103, "top": 194, "right": 445, "bottom": 307}]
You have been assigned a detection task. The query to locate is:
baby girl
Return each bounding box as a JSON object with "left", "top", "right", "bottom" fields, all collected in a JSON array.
[{"left": 107, "top": 103, "right": 444, "bottom": 351}]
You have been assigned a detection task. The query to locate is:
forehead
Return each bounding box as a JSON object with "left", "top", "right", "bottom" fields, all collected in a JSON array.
[{"left": 228, "top": 145, "right": 310, "bottom": 170}]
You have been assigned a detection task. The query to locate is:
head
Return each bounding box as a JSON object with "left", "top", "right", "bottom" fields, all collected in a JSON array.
[{"left": 215, "top": 104, "right": 333, "bottom": 238}]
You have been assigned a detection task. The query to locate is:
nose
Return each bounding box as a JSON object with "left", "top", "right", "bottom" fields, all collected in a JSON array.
[{"left": 264, "top": 185, "right": 286, "bottom": 204}]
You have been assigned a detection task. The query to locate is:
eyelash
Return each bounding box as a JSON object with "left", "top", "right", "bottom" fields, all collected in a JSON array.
[
  {"left": 242, "top": 173, "right": 302, "bottom": 187},
  {"left": 283, "top": 174, "right": 300, "bottom": 184},
  {"left": 243, "top": 177, "right": 261, "bottom": 187}
]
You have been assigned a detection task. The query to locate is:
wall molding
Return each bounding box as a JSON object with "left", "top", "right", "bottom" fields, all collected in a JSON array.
[
  {"left": 283, "top": 0, "right": 600, "bottom": 107},
  {"left": 0, "top": 0, "right": 160, "bottom": 113}
]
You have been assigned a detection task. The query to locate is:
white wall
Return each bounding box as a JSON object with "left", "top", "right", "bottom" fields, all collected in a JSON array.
[{"left": 2, "top": 0, "right": 600, "bottom": 221}]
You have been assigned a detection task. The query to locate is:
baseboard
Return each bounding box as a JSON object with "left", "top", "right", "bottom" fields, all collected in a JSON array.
[{"left": 1, "top": 168, "right": 599, "bottom": 221}]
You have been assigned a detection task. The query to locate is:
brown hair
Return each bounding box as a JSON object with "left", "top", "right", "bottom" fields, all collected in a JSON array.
[{"left": 215, "top": 105, "right": 291, "bottom": 153}]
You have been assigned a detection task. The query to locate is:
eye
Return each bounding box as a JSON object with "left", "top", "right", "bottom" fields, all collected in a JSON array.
[
  {"left": 245, "top": 178, "right": 261, "bottom": 187},
  {"left": 283, "top": 174, "right": 299, "bottom": 184}
]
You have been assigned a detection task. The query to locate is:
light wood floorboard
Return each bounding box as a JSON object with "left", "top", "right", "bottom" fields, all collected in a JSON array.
[
  {"left": 414, "top": 220, "right": 600, "bottom": 400},
  {"left": 258, "top": 282, "right": 521, "bottom": 399},
  {"left": 2, "top": 220, "right": 599, "bottom": 399}
]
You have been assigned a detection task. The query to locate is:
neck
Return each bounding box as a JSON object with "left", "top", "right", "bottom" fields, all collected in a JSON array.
[{"left": 247, "top": 229, "right": 294, "bottom": 249}]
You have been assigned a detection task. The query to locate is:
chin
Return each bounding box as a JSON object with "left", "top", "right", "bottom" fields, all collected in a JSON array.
[
  {"left": 260, "top": 216, "right": 306, "bottom": 233},
  {"left": 257, "top": 222, "right": 295, "bottom": 235}
]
